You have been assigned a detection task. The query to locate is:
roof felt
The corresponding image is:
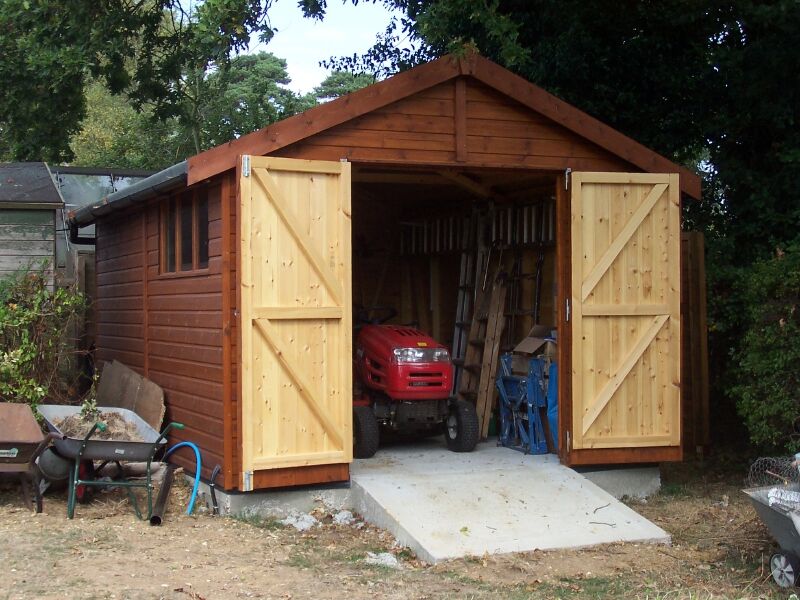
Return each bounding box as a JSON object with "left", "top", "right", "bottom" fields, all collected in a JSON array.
[{"left": 0, "top": 162, "right": 63, "bottom": 206}]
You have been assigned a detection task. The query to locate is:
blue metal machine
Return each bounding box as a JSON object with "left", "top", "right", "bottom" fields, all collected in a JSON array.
[{"left": 495, "top": 353, "right": 557, "bottom": 455}]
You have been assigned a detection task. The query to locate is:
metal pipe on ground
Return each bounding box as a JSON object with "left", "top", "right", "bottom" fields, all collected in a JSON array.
[{"left": 149, "top": 464, "right": 176, "bottom": 526}]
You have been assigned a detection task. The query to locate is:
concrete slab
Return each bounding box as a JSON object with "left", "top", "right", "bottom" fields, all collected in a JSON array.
[
  {"left": 578, "top": 465, "right": 662, "bottom": 500},
  {"left": 192, "top": 480, "right": 351, "bottom": 518},
  {"left": 350, "top": 438, "right": 669, "bottom": 563}
]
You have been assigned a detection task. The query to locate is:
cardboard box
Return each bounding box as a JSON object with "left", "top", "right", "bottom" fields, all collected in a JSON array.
[
  {"left": 509, "top": 326, "right": 557, "bottom": 375},
  {"left": 513, "top": 325, "right": 557, "bottom": 358}
]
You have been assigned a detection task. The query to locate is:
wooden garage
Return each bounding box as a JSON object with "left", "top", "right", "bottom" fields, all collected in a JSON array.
[{"left": 69, "top": 54, "right": 705, "bottom": 492}]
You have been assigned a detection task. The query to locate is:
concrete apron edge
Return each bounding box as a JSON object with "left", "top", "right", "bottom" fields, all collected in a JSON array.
[
  {"left": 188, "top": 473, "right": 670, "bottom": 564},
  {"left": 349, "top": 479, "right": 438, "bottom": 563}
]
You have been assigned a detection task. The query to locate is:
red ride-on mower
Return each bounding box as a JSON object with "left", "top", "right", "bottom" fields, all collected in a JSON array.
[{"left": 352, "top": 308, "right": 479, "bottom": 458}]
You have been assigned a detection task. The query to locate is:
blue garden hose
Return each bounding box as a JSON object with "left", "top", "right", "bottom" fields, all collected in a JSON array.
[{"left": 165, "top": 442, "right": 202, "bottom": 515}]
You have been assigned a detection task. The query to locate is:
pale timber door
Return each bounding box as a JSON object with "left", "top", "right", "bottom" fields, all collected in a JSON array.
[
  {"left": 569, "top": 172, "right": 681, "bottom": 456},
  {"left": 239, "top": 156, "right": 352, "bottom": 489}
]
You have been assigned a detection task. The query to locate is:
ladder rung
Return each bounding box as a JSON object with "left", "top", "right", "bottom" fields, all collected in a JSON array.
[{"left": 469, "top": 338, "right": 485, "bottom": 347}]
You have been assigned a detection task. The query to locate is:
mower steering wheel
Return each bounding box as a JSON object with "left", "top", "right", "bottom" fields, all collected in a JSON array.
[{"left": 355, "top": 306, "right": 398, "bottom": 325}]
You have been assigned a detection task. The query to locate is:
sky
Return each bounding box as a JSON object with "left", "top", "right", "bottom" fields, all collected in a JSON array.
[{"left": 250, "top": 1, "right": 404, "bottom": 94}]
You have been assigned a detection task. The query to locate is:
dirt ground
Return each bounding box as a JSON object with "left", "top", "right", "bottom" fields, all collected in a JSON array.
[{"left": 0, "top": 456, "right": 791, "bottom": 600}]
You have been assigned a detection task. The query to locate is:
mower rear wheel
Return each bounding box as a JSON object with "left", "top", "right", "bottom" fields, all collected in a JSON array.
[
  {"left": 353, "top": 406, "right": 380, "bottom": 458},
  {"left": 445, "top": 400, "right": 479, "bottom": 452}
]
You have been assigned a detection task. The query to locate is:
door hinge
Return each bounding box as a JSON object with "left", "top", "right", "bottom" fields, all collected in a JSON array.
[
  {"left": 566, "top": 431, "right": 571, "bottom": 452},
  {"left": 242, "top": 155, "right": 251, "bottom": 178},
  {"left": 565, "top": 298, "right": 570, "bottom": 322},
  {"left": 565, "top": 167, "right": 572, "bottom": 189},
  {"left": 243, "top": 470, "right": 253, "bottom": 492}
]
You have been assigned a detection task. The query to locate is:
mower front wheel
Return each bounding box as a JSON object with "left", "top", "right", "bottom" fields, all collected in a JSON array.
[
  {"left": 445, "top": 400, "right": 479, "bottom": 452},
  {"left": 353, "top": 406, "right": 380, "bottom": 458}
]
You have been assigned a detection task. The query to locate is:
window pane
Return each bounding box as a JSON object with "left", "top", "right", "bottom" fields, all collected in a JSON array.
[
  {"left": 166, "top": 199, "right": 176, "bottom": 272},
  {"left": 197, "top": 190, "right": 209, "bottom": 269},
  {"left": 180, "top": 194, "right": 193, "bottom": 270}
]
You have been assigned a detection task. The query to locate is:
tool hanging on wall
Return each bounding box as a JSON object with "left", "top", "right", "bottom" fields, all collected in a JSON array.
[{"left": 533, "top": 248, "right": 546, "bottom": 325}]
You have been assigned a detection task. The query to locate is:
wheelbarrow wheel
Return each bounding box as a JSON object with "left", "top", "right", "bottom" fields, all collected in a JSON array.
[
  {"left": 75, "top": 460, "right": 95, "bottom": 504},
  {"left": 770, "top": 551, "right": 800, "bottom": 588}
]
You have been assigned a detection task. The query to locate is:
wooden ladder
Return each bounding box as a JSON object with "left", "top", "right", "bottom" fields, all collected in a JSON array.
[
  {"left": 457, "top": 258, "right": 507, "bottom": 439},
  {"left": 450, "top": 209, "right": 487, "bottom": 394}
]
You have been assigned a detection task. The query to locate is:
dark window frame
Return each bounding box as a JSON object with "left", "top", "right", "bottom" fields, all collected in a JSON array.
[{"left": 160, "top": 188, "right": 209, "bottom": 275}]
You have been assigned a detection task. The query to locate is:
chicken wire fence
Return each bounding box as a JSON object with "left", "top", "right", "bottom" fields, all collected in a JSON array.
[{"left": 746, "top": 456, "right": 800, "bottom": 488}]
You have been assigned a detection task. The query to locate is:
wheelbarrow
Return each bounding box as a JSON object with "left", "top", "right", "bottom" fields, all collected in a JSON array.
[
  {"left": 0, "top": 403, "right": 60, "bottom": 513},
  {"left": 37, "top": 404, "right": 183, "bottom": 520},
  {"left": 743, "top": 484, "right": 800, "bottom": 587}
]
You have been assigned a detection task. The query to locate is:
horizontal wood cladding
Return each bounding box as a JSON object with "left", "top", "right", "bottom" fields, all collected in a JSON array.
[
  {"left": 272, "top": 78, "right": 633, "bottom": 175},
  {"left": 465, "top": 81, "right": 631, "bottom": 171},
  {"left": 95, "top": 212, "right": 146, "bottom": 371},
  {"left": 569, "top": 446, "right": 683, "bottom": 466},
  {"left": 251, "top": 463, "right": 349, "bottom": 490},
  {"left": 148, "top": 310, "right": 222, "bottom": 329},
  {"left": 94, "top": 182, "right": 227, "bottom": 481}
]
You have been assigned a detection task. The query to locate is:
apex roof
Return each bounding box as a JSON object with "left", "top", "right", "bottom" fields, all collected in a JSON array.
[{"left": 189, "top": 53, "right": 700, "bottom": 199}]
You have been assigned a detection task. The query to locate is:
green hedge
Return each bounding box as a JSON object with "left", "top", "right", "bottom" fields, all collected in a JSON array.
[
  {"left": 0, "top": 268, "right": 86, "bottom": 412},
  {"left": 730, "top": 245, "right": 800, "bottom": 452}
]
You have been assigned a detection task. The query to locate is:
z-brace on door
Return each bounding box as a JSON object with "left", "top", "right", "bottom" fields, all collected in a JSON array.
[
  {"left": 239, "top": 156, "right": 352, "bottom": 489},
  {"left": 570, "top": 172, "right": 681, "bottom": 456}
]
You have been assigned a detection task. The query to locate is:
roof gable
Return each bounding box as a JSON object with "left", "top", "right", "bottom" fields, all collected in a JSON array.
[{"left": 188, "top": 54, "right": 700, "bottom": 199}]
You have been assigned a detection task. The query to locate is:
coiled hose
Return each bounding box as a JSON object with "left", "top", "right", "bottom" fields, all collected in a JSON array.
[{"left": 165, "top": 441, "right": 202, "bottom": 515}]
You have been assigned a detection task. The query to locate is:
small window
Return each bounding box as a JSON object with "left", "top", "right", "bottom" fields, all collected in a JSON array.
[{"left": 161, "top": 189, "right": 209, "bottom": 274}]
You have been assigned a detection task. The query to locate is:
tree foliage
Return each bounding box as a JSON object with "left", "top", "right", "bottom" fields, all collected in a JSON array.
[
  {"left": 70, "top": 58, "right": 376, "bottom": 168},
  {"left": 0, "top": 0, "right": 275, "bottom": 162},
  {"left": 730, "top": 246, "right": 800, "bottom": 452},
  {"left": 70, "top": 81, "right": 184, "bottom": 170},
  {"left": 312, "top": 71, "right": 376, "bottom": 102},
  {"left": 199, "top": 52, "right": 312, "bottom": 149}
]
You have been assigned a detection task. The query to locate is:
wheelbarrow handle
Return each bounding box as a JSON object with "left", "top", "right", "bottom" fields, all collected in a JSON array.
[
  {"left": 29, "top": 431, "right": 65, "bottom": 465},
  {"left": 152, "top": 422, "right": 185, "bottom": 447}
]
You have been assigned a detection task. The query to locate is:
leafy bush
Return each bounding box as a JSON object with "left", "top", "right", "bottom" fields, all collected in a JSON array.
[
  {"left": 0, "top": 268, "right": 86, "bottom": 412},
  {"left": 730, "top": 245, "right": 800, "bottom": 452}
]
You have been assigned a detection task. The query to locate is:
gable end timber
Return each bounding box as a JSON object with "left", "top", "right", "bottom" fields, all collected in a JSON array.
[{"left": 188, "top": 55, "right": 700, "bottom": 199}]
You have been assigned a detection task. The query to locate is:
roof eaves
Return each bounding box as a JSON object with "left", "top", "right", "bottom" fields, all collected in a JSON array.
[{"left": 68, "top": 161, "right": 187, "bottom": 226}]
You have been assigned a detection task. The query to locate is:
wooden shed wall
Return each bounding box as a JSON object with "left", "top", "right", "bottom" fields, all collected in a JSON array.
[
  {"left": 94, "top": 181, "right": 227, "bottom": 481},
  {"left": 0, "top": 209, "right": 56, "bottom": 284},
  {"left": 273, "top": 80, "right": 633, "bottom": 173}
]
